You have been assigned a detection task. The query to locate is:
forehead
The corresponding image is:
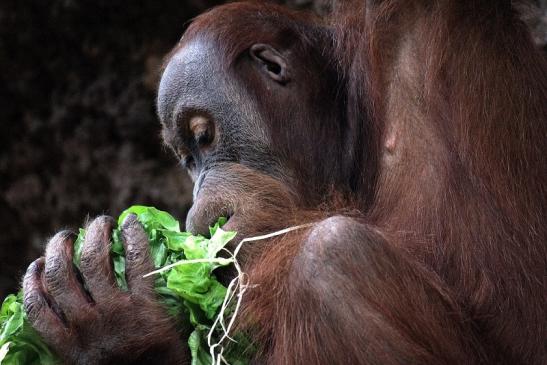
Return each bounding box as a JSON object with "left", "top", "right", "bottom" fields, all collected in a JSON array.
[{"left": 157, "top": 38, "right": 223, "bottom": 125}]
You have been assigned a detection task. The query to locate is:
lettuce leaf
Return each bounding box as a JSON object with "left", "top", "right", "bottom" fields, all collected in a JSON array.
[{"left": 0, "top": 292, "right": 58, "bottom": 365}]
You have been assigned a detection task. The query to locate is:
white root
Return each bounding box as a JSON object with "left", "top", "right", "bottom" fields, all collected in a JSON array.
[
  {"left": 143, "top": 223, "right": 313, "bottom": 365},
  {"left": 207, "top": 223, "right": 313, "bottom": 365}
]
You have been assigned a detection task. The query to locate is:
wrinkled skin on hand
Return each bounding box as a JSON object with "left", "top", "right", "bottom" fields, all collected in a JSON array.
[{"left": 22, "top": 215, "right": 188, "bottom": 365}]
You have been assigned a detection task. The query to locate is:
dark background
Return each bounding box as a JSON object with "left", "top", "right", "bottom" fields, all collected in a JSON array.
[{"left": 0, "top": 0, "right": 545, "bottom": 298}]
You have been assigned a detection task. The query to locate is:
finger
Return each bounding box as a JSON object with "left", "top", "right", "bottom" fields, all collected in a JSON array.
[
  {"left": 80, "top": 215, "right": 117, "bottom": 298},
  {"left": 23, "top": 258, "right": 70, "bottom": 350},
  {"left": 44, "top": 231, "right": 93, "bottom": 320},
  {"left": 120, "top": 214, "right": 155, "bottom": 297}
]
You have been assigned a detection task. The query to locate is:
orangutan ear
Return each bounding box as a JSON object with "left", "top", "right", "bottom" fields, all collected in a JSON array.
[{"left": 250, "top": 43, "right": 290, "bottom": 84}]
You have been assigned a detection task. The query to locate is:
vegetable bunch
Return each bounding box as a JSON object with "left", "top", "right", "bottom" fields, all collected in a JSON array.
[{"left": 0, "top": 206, "right": 252, "bottom": 365}]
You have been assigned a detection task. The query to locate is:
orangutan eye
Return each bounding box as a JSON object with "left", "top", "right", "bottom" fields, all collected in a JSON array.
[
  {"left": 190, "top": 115, "right": 214, "bottom": 148},
  {"left": 195, "top": 130, "right": 211, "bottom": 146}
]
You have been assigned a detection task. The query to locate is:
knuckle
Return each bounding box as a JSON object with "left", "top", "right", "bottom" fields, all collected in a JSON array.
[
  {"left": 79, "top": 246, "right": 113, "bottom": 282},
  {"left": 310, "top": 216, "right": 355, "bottom": 237},
  {"left": 125, "top": 246, "right": 146, "bottom": 263},
  {"left": 295, "top": 216, "right": 361, "bottom": 282},
  {"left": 296, "top": 217, "right": 386, "bottom": 285},
  {"left": 44, "top": 253, "right": 65, "bottom": 275},
  {"left": 23, "top": 291, "right": 46, "bottom": 322},
  {"left": 23, "top": 258, "right": 45, "bottom": 294},
  {"left": 79, "top": 248, "right": 101, "bottom": 269},
  {"left": 304, "top": 216, "right": 357, "bottom": 255},
  {"left": 82, "top": 239, "right": 108, "bottom": 258},
  {"left": 44, "top": 256, "right": 67, "bottom": 291},
  {"left": 24, "top": 258, "right": 43, "bottom": 279}
]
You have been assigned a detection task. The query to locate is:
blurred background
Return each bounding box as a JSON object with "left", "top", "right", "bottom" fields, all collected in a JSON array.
[{"left": 0, "top": 0, "right": 545, "bottom": 298}]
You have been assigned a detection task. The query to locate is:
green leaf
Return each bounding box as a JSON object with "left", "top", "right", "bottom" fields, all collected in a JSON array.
[
  {"left": 209, "top": 216, "right": 227, "bottom": 237},
  {"left": 110, "top": 229, "right": 124, "bottom": 255},
  {"left": 162, "top": 230, "right": 191, "bottom": 252},
  {"left": 118, "top": 206, "right": 180, "bottom": 232},
  {"left": 207, "top": 228, "right": 237, "bottom": 259},
  {"left": 0, "top": 342, "right": 10, "bottom": 362},
  {"left": 0, "top": 294, "right": 23, "bottom": 345},
  {"left": 188, "top": 329, "right": 212, "bottom": 365},
  {"left": 72, "top": 228, "right": 86, "bottom": 267},
  {"left": 149, "top": 237, "right": 169, "bottom": 268},
  {"left": 179, "top": 235, "right": 208, "bottom": 260},
  {"left": 0, "top": 295, "right": 16, "bottom": 321},
  {"left": 0, "top": 293, "right": 60, "bottom": 364},
  {"left": 0, "top": 305, "right": 23, "bottom": 344}
]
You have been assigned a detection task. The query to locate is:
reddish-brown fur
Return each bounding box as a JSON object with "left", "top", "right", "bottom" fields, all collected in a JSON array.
[
  {"left": 23, "top": 1, "right": 546, "bottom": 364},
  {"left": 182, "top": 1, "right": 546, "bottom": 364}
]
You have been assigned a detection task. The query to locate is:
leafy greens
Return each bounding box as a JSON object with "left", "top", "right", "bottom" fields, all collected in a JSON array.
[{"left": 0, "top": 206, "right": 252, "bottom": 365}]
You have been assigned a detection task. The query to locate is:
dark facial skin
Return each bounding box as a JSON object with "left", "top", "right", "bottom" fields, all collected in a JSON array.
[
  {"left": 158, "top": 37, "right": 295, "bottom": 237},
  {"left": 158, "top": 39, "right": 276, "bottom": 184},
  {"left": 158, "top": 32, "right": 347, "bottom": 239}
]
